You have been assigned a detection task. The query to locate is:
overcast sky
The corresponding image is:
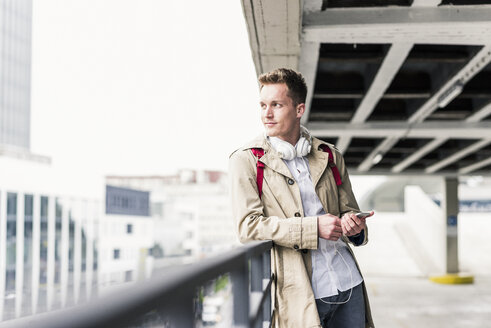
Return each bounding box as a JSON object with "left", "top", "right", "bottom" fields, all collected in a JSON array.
[
  {"left": 29, "top": 0, "right": 383, "bottom": 199},
  {"left": 31, "top": 0, "right": 262, "bottom": 179}
]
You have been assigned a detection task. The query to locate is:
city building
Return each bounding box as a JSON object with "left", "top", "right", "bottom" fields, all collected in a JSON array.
[
  {"left": 0, "top": 0, "right": 33, "bottom": 152},
  {"left": 106, "top": 170, "right": 238, "bottom": 262},
  {"left": 98, "top": 185, "right": 154, "bottom": 295},
  {"left": 0, "top": 157, "right": 162, "bottom": 321},
  {"left": 0, "top": 155, "right": 102, "bottom": 320}
]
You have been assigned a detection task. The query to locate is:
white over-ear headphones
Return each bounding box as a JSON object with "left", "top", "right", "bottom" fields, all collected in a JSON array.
[{"left": 268, "top": 126, "right": 312, "bottom": 160}]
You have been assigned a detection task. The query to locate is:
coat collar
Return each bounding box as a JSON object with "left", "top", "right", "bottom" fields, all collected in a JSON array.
[
  {"left": 243, "top": 134, "right": 332, "bottom": 185},
  {"left": 243, "top": 134, "right": 293, "bottom": 179},
  {"left": 308, "top": 137, "right": 330, "bottom": 188}
]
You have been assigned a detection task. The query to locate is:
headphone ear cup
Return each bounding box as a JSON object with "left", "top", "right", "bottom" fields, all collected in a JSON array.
[
  {"left": 295, "top": 137, "right": 311, "bottom": 157},
  {"left": 278, "top": 142, "right": 296, "bottom": 160}
]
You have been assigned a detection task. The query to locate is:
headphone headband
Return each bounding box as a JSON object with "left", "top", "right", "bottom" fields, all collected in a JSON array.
[{"left": 268, "top": 126, "right": 312, "bottom": 160}]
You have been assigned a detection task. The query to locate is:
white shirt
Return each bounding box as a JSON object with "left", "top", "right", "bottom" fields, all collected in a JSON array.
[{"left": 269, "top": 137, "right": 363, "bottom": 298}]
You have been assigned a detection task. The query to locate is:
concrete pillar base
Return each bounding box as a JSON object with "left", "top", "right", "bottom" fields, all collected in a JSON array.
[{"left": 429, "top": 273, "right": 474, "bottom": 285}]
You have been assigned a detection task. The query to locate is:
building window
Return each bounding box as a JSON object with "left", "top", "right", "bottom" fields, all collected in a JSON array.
[
  {"left": 151, "top": 202, "right": 164, "bottom": 217},
  {"left": 125, "top": 270, "right": 133, "bottom": 282},
  {"left": 6, "top": 193, "right": 17, "bottom": 292},
  {"left": 127, "top": 224, "right": 133, "bottom": 234},
  {"left": 113, "top": 249, "right": 120, "bottom": 260}
]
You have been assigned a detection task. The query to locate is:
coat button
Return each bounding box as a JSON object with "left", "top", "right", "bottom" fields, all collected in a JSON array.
[
  {"left": 302, "top": 249, "right": 308, "bottom": 254},
  {"left": 293, "top": 244, "right": 299, "bottom": 250},
  {"left": 294, "top": 212, "right": 301, "bottom": 217},
  {"left": 287, "top": 178, "right": 295, "bottom": 185}
]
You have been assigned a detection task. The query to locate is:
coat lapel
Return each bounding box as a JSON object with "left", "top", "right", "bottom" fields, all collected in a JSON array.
[
  {"left": 244, "top": 134, "right": 293, "bottom": 179},
  {"left": 259, "top": 151, "right": 293, "bottom": 179},
  {"left": 308, "top": 138, "right": 329, "bottom": 188}
]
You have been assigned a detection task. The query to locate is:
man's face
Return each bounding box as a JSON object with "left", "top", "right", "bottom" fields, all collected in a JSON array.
[{"left": 260, "top": 83, "right": 304, "bottom": 143}]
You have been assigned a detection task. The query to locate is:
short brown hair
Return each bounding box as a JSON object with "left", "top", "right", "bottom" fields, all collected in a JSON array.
[{"left": 258, "top": 68, "right": 307, "bottom": 105}]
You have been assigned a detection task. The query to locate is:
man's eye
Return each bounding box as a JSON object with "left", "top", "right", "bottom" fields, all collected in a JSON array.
[{"left": 274, "top": 103, "right": 282, "bottom": 107}]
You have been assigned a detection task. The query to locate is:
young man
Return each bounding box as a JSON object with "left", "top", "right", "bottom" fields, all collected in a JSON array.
[{"left": 229, "top": 68, "right": 375, "bottom": 328}]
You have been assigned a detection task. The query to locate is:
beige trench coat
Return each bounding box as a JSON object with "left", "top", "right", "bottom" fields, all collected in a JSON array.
[{"left": 229, "top": 134, "right": 375, "bottom": 328}]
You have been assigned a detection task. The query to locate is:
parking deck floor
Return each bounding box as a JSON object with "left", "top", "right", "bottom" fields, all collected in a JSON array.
[{"left": 365, "top": 276, "right": 491, "bottom": 328}]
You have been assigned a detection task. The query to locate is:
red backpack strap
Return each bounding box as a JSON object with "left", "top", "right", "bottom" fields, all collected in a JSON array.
[
  {"left": 251, "top": 148, "right": 265, "bottom": 199},
  {"left": 319, "top": 144, "right": 342, "bottom": 186}
]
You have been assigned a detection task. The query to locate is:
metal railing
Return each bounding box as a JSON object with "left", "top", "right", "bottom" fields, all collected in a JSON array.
[{"left": 0, "top": 240, "right": 273, "bottom": 328}]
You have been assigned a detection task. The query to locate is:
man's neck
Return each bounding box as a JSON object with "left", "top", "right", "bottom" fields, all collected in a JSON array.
[{"left": 277, "top": 129, "right": 300, "bottom": 146}]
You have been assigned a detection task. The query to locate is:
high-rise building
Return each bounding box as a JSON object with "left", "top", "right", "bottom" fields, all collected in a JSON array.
[{"left": 0, "top": 0, "right": 33, "bottom": 151}]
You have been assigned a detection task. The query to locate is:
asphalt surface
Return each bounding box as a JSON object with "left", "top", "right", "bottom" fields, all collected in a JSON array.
[
  {"left": 195, "top": 275, "right": 491, "bottom": 328},
  {"left": 365, "top": 275, "right": 491, "bottom": 328}
]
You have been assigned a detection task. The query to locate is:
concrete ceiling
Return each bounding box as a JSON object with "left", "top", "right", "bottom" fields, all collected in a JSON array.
[{"left": 241, "top": 0, "right": 491, "bottom": 176}]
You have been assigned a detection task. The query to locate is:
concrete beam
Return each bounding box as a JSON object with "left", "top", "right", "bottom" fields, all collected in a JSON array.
[
  {"left": 336, "top": 44, "right": 413, "bottom": 153},
  {"left": 300, "top": 42, "right": 320, "bottom": 125},
  {"left": 459, "top": 156, "right": 491, "bottom": 175},
  {"left": 321, "top": 0, "right": 437, "bottom": 156},
  {"left": 303, "top": 6, "right": 491, "bottom": 45},
  {"left": 352, "top": 44, "right": 413, "bottom": 123},
  {"left": 364, "top": 44, "right": 491, "bottom": 173},
  {"left": 391, "top": 100, "right": 491, "bottom": 173},
  {"left": 412, "top": 0, "right": 441, "bottom": 6},
  {"left": 336, "top": 136, "right": 351, "bottom": 155},
  {"left": 392, "top": 137, "right": 448, "bottom": 173},
  {"left": 408, "top": 45, "right": 491, "bottom": 124},
  {"left": 307, "top": 121, "right": 491, "bottom": 139},
  {"left": 241, "top": 0, "right": 302, "bottom": 75},
  {"left": 300, "top": 0, "right": 322, "bottom": 125},
  {"left": 357, "top": 137, "right": 400, "bottom": 172},
  {"left": 313, "top": 92, "right": 433, "bottom": 99},
  {"left": 241, "top": 0, "right": 263, "bottom": 75},
  {"left": 390, "top": 80, "right": 491, "bottom": 174},
  {"left": 425, "top": 139, "right": 491, "bottom": 174},
  {"left": 466, "top": 101, "right": 491, "bottom": 123}
]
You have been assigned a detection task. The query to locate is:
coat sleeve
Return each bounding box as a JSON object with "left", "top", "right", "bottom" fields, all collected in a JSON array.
[
  {"left": 229, "top": 150, "right": 318, "bottom": 250},
  {"left": 334, "top": 149, "right": 369, "bottom": 246}
]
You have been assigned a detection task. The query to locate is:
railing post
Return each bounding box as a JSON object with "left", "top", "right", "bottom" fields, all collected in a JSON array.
[
  {"left": 251, "top": 255, "right": 263, "bottom": 328},
  {"left": 262, "top": 250, "right": 271, "bottom": 327},
  {"left": 166, "top": 292, "right": 195, "bottom": 328},
  {"left": 231, "top": 256, "right": 249, "bottom": 328}
]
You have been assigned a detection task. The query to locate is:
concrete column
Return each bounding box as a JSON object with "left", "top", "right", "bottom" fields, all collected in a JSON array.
[
  {"left": 46, "top": 196, "right": 56, "bottom": 310},
  {"left": 85, "top": 201, "right": 94, "bottom": 300},
  {"left": 74, "top": 200, "right": 82, "bottom": 304},
  {"left": 443, "top": 177, "right": 459, "bottom": 274},
  {"left": 430, "top": 177, "right": 473, "bottom": 284},
  {"left": 32, "top": 194, "right": 41, "bottom": 314},
  {"left": 60, "top": 199, "right": 69, "bottom": 307},
  {"left": 15, "top": 193, "right": 25, "bottom": 318}
]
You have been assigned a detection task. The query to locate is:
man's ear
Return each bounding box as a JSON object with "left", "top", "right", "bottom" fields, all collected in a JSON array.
[{"left": 296, "top": 103, "right": 306, "bottom": 119}]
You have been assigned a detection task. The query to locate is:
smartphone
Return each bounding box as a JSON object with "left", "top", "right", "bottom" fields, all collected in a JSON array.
[{"left": 356, "top": 212, "right": 371, "bottom": 218}]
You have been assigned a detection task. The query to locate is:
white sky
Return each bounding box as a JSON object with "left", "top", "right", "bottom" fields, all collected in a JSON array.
[
  {"left": 30, "top": 0, "right": 384, "bottom": 199},
  {"left": 31, "top": 0, "right": 262, "bottom": 177}
]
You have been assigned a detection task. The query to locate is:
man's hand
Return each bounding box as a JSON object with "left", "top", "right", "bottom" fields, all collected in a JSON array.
[
  {"left": 318, "top": 213, "right": 343, "bottom": 241},
  {"left": 341, "top": 211, "right": 374, "bottom": 237}
]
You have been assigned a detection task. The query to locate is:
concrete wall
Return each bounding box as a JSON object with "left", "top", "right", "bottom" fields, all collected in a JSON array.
[{"left": 353, "top": 185, "right": 491, "bottom": 277}]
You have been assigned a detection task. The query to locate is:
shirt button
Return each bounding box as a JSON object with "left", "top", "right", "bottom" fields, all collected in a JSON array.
[
  {"left": 287, "top": 178, "right": 295, "bottom": 185},
  {"left": 294, "top": 212, "right": 301, "bottom": 217},
  {"left": 293, "top": 244, "right": 299, "bottom": 250}
]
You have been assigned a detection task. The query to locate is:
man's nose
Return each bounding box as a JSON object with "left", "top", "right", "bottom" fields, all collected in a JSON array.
[{"left": 265, "top": 106, "right": 273, "bottom": 117}]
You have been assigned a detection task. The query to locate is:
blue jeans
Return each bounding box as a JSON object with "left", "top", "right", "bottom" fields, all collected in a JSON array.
[{"left": 315, "top": 283, "right": 365, "bottom": 328}]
